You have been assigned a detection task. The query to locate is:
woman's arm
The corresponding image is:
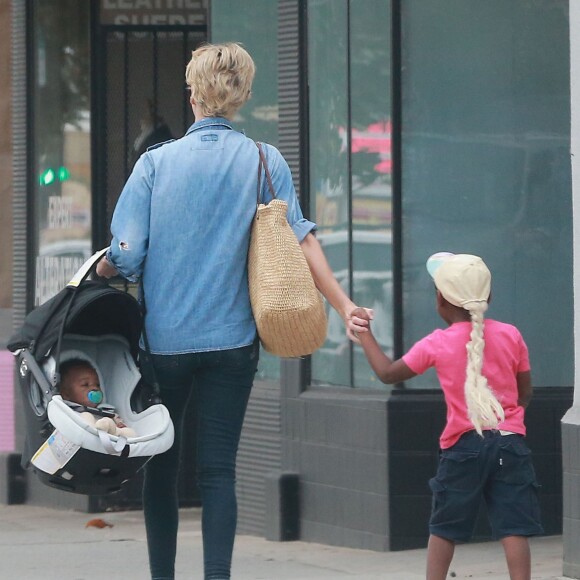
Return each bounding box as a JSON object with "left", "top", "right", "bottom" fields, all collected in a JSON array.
[
  {"left": 100, "top": 155, "right": 154, "bottom": 281},
  {"left": 300, "top": 233, "right": 372, "bottom": 341},
  {"left": 262, "top": 146, "right": 371, "bottom": 339},
  {"left": 516, "top": 370, "right": 532, "bottom": 408}
]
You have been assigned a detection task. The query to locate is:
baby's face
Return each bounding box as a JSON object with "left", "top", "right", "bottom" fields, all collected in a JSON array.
[{"left": 62, "top": 366, "right": 102, "bottom": 408}]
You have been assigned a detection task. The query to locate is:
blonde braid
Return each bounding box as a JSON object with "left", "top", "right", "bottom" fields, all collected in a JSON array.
[{"left": 464, "top": 301, "right": 505, "bottom": 434}]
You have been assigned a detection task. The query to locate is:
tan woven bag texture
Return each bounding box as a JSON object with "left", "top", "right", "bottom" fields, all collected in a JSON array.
[{"left": 248, "top": 143, "right": 327, "bottom": 358}]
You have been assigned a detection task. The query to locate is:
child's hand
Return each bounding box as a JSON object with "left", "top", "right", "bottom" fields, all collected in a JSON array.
[
  {"left": 114, "top": 415, "right": 128, "bottom": 429},
  {"left": 346, "top": 307, "right": 374, "bottom": 343},
  {"left": 351, "top": 307, "right": 372, "bottom": 321}
]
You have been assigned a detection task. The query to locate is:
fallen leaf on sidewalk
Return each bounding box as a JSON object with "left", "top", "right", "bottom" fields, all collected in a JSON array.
[{"left": 85, "top": 518, "right": 113, "bottom": 529}]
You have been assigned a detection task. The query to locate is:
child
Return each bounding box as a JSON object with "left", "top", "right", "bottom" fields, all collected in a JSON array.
[
  {"left": 353, "top": 252, "right": 542, "bottom": 580},
  {"left": 59, "top": 359, "right": 135, "bottom": 438}
]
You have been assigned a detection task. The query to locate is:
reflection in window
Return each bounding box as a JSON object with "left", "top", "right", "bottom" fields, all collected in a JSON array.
[
  {"left": 309, "top": 0, "right": 350, "bottom": 386},
  {"left": 401, "top": 0, "right": 571, "bottom": 387},
  {"left": 32, "top": 1, "right": 92, "bottom": 305},
  {"left": 309, "top": 0, "right": 392, "bottom": 388},
  {"left": 350, "top": 1, "right": 392, "bottom": 388},
  {"left": 211, "top": 0, "right": 278, "bottom": 146},
  {"left": 211, "top": 0, "right": 279, "bottom": 381}
]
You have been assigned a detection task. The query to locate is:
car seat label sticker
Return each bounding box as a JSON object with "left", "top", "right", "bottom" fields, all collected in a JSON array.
[{"left": 31, "top": 430, "right": 80, "bottom": 475}]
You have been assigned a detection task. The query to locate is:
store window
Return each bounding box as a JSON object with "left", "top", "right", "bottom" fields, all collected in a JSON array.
[
  {"left": 100, "top": 28, "right": 205, "bottom": 241},
  {"left": 308, "top": 0, "right": 393, "bottom": 388},
  {"left": 401, "top": 1, "right": 572, "bottom": 387},
  {"left": 211, "top": 0, "right": 278, "bottom": 145},
  {"left": 32, "top": 1, "right": 92, "bottom": 306},
  {"left": 211, "top": 0, "right": 279, "bottom": 381}
]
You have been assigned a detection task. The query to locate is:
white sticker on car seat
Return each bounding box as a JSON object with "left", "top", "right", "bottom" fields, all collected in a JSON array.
[{"left": 31, "top": 430, "right": 80, "bottom": 474}]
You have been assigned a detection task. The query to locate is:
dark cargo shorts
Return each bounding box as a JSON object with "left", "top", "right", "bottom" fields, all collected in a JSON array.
[{"left": 428, "top": 430, "right": 544, "bottom": 543}]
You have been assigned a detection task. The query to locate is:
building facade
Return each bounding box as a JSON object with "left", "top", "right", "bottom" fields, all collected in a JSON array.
[
  {"left": 563, "top": 2, "right": 580, "bottom": 577},
  {"left": 1, "top": 0, "right": 578, "bottom": 562}
]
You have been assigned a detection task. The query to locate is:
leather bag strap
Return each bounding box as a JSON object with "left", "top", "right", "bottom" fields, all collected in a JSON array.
[{"left": 256, "top": 142, "right": 277, "bottom": 204}]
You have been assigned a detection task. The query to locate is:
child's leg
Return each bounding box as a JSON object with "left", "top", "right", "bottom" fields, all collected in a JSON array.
[
  {"left": 500, "top": 535, "right": 531, "bottom": 580},
  {"left": 426, "top": 534, "right": 455, "bottom": 580}
]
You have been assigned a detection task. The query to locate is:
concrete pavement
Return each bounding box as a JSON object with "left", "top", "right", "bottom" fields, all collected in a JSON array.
[{"left": 0, "top": 504, "right": 567, "bottom": 579}]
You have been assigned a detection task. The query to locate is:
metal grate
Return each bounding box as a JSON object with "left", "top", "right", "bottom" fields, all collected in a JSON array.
[
  {"left": 12, "top": 0, "right": 29, "bottom": 328},
  {"left": 101, "top": 28, "right": 205, "bottom": 243},
  {"left": 278, "top": 0, "right": 304, "bottom": 200}
]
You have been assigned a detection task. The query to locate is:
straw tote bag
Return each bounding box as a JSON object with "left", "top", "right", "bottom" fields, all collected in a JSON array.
[{"left": 248, "top": 142, "right": 327, "bottom": 357}]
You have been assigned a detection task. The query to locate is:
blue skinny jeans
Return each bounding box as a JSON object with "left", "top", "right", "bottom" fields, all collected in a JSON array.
[{"left": 142, "top": 339, "right": 259, "bottom": 580}]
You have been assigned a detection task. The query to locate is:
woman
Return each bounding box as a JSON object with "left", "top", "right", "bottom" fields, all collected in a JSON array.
[{"left": 97, "top": 42, "right": 370, "bottom": 580}]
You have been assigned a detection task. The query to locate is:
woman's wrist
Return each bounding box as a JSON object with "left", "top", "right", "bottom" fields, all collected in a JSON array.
[{"left": 342, "top": 302, "right": 357, "bottom": 322}]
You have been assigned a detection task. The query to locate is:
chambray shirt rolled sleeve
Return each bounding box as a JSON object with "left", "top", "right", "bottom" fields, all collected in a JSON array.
[
  {"left": 107, "top": 154, "right": 154, "bottom": 282},
  {"left": 292, "top": 218, "right": 317, "bottom": 242},
  {"left": 260, "top": 143, "right": 317, "bottom": 242}
]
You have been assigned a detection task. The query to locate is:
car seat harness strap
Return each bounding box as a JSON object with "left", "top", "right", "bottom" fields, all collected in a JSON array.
[{"left": 97, "top": 429, "right": 128, "bottom": 455}]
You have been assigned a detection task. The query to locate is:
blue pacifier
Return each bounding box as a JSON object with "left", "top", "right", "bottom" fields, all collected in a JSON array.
[{"left": 87, "top": 390, "right": 103, "bottom": 405}]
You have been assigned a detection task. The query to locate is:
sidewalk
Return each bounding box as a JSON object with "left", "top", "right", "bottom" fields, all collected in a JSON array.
[{"left": 0, "top": 505, "right": 566, "bottom": 579}]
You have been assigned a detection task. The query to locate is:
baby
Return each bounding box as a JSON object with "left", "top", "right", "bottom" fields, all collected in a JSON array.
[{"left": 58, "top": 359, "right": 135, "bottom": 438}]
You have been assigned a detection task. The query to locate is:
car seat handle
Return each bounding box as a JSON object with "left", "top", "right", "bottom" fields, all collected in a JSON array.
[
  {"left": 21, "top": 350, "right": 54, "bottom": 403},
  {"left": 67, "top": 247, "right": 110, "bottom": 288}
]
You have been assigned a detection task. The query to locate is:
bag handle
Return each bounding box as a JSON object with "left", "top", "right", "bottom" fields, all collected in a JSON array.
[{"left": 256, "top": 142, "right": 277, "bottom": 204}]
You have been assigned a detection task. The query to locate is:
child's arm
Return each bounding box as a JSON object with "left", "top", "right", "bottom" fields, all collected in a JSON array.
[
  {"left": 516, "top": 371, "right": 532, "bottom": 408},
  {"left": 351, "top": 308, "right": 417, "bottom": 385}
]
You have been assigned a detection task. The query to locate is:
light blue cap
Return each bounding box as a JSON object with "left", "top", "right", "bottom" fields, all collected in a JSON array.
[{"left": 426, "top": 252, "right": 455, "bottom": 278}]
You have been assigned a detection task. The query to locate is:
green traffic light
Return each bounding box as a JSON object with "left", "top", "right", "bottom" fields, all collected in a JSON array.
[
  {"left": 39, "top": 168, "right": 55, "bottom": 186},
  {"left": 39, "top": 166, "right": 71, "bottom": 186}
]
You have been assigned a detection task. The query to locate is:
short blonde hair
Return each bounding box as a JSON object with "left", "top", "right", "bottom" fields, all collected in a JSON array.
[{"left": 185, "top": 42, "right": 255, "bottom": 119}]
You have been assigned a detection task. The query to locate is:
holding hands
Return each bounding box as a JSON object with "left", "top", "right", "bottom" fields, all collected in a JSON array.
[{"left": 345, "top": 306, "right": 374, "bottom": 343}]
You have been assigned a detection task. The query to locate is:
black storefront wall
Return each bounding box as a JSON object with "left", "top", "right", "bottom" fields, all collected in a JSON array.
[
  {"left": 524, "top": 389, "right": 572, "bottom": 539},
  {"left": 387, "top": 388, "right": 572, "bottom": 550},
  {"left": 275, "top": 369, "right": 571, "bottom": 551},
  {"left": 280, "top": 359, "right": 391, "bottom": 550}
]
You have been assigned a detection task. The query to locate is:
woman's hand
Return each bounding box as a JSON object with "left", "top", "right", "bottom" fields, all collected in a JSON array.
[
  {"left": 345, "top": 306, "right": 374, "bottom": 343},
  {"left": 96, "top": 257, "right": 118, "bottom": 279}
]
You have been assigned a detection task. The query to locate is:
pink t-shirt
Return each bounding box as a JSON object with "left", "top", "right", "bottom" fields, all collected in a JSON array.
[{"left": 402, "top": 320, "right": 530, "bottom": 449}]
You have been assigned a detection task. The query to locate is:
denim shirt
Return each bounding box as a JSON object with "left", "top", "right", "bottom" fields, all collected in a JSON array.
[{"left": 106, "top": 117, "right": 316, "bottom": 354}]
